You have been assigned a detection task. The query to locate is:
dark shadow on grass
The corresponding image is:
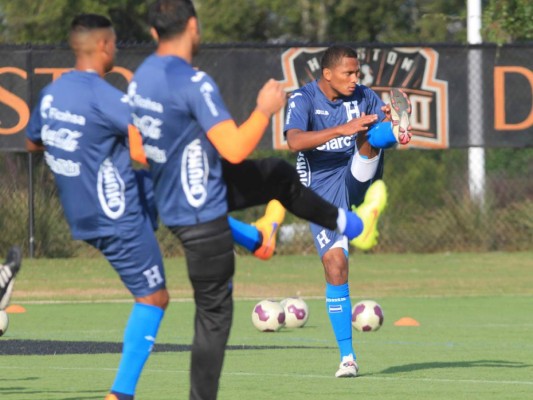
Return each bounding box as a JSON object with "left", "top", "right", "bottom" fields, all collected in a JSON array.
[
  {"left": 0, "top": 388, "right": 103, "bottom": 399},
  {"left": 378, "top": 360, "right": 531, "bottom": 375},
  {"left": 0, "top": 339, "right": 333, "bottom": 356}
]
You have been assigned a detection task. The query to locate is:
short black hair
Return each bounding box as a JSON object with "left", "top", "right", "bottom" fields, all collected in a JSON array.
[
  {"left": 148, "top": 0, "right": 197, "bottom": 40},
  {"left": 70, "top": 14, "right": 113, "bottom": 33},
  {"left": 321, "top": 45, "right": 358, "bottom": 70}
]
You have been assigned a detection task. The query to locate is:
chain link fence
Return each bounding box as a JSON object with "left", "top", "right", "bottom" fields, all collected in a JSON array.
[
  {"left": 1, "top": 45, "right": 532, "bottom": 258},
  {"left": 1, "top": 147, "right": 531, "bottom": 258}
]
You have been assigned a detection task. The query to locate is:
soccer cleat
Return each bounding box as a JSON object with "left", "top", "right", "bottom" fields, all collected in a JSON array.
[
  {"left": 335, "top": 355, "right": 359, "bottom": 378},
  {"left": 252, "top": 200, "right": 286, "bottom": 260},
  {"left": 390, "top": 88, "right": 412, "bottom": 145},
  {"left": 0, "top": 246, "right": 22, "bottom": 310},
  {"left": 350, "top": 180, "right": 388, "bottom": 251}
]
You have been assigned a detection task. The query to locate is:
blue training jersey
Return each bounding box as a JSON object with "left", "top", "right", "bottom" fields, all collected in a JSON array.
[
  {"left": 284, "top": 80, "right": 385, "bottom": 196},
  {"left": 128, "top": 54, "right": 232, "bottom": 227},
  {"left": 26, "top": 71, "right": 144, "bottom": 240}
]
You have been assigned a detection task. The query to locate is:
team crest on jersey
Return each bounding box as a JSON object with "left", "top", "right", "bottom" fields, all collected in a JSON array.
[
  {"left": 97, "top": 158, "right": 126, "bottom": 219},
  {"left": 273, "top": 47, "right": 449, "bottom": 149},
  {"left": 181, "top": 139, "right": 209, "bottom": 208}
]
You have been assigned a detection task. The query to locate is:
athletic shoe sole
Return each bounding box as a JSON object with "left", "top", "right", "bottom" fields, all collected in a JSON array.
[{"left": 390, "top": 88, "right": 412, "bottom": 145}]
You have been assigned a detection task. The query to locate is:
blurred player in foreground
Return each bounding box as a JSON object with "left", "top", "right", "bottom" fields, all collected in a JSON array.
[
  {"left": 285, "top": 45, "right": 412, "bottom": 377},
  {"left": 130, "top": 1, "right": 388, "bottom": 398},
  {"left": 26, "top": 14, "right": 169, "bottom": 400},
  {"left": 24, "top": 13, "right": 285, "bottom": 400}
]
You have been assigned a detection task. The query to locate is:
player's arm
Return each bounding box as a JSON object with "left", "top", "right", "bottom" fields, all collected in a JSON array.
[
  {"left": 286, "top": 114, "right": 378, "bottom": 152},
  {"left": 207, "top": 79, "right": 286, "bottom": 163},
  {"left": 26, "top": 96, "right": 45, "bottom": 152},
  {"left": 128, "top": 125, "right": 148, "bottom": 165},
  {"left": 26, "top": 138, "right": 44, "bottom": 152}
]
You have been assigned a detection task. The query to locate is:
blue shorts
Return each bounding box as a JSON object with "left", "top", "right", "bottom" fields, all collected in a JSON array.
[
  {"left": 309, "top": 153, "right": 384, "bottom": 258},
  {"left": 86, "top": 216, "right": 166, "bottom": 298}
]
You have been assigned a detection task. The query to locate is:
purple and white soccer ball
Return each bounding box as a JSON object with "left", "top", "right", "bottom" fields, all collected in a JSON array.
[
  {"left": 280, "top": 297, "right": 309, "bottom": 328},
  {"left": 252, "top": 300, "right": 286, "bottom": 332},
  {"left": 351, "top": 300, "right": 384, "bottom": 332}
]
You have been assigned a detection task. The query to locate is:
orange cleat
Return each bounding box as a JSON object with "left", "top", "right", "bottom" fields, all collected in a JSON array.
[{"left": 252, "top": 200, "right": 286, "bottom": 260}]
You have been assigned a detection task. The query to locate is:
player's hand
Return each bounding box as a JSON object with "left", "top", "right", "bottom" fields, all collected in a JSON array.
[
  {"left": 381, "top": 104, "right": 391, "bottom": 122},
  {"left": 256, "top": 79, "right": 287, "bottom": 117},
  {"left": 339, "top": 113, "right": 378, "bottom": 135}
]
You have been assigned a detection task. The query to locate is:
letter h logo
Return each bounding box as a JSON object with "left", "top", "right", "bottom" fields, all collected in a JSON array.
[
  {"left": 316, "top": 229, "right": 331, "bottom": 248},
  {"left": 343, "top": 101, "right": 360, "bottom": 122},
  {"left": 143, "top": 265, "right": 164, "bottom": 288}
]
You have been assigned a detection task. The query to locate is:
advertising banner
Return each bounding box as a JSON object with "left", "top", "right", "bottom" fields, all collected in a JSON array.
[{"left": 0, "top": 44, "right": 531, "bottom": 152}]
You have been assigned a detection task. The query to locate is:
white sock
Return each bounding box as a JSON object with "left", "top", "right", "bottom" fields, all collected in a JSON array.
[{"left": 350, "top": 150, "right": 381, "bottom": 182}]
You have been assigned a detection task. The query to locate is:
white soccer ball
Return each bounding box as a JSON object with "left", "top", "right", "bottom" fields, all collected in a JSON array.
[
  {"left": 0, "top": 310, "right": 9, "bottom": 336},
  {"left": 352, "top": 300, "right": 384, "bottom": 332},
  {"left": 252, "top": 300, "right": 286, "bottom": 332},
  {"left": 280, "top": 297, "right": 309, "bottom": 328}
]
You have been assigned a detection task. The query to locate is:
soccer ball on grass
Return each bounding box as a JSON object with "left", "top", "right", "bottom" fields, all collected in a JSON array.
[
  {"left": 280, "top": 297, "right": 309, "bottom": 328},
  {"left": 0, "top": 310, "right": 8, "bottom": 336},
  {"left": 252, "top": 300, "right": 285, "bottom": 332},
  {"left": 351, "top": 300, "right": 384, "bottom": 332}
]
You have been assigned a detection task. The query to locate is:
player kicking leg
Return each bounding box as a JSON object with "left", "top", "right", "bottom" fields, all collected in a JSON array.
[
  {"left": 228, "top": 200, "right": 286, "bottom": 260},
  {"left": 327, "top": 90, "right": 410, "bottom": 378},
  {"left": 0, "top": 246, "right": 22, "bottom": 310}
]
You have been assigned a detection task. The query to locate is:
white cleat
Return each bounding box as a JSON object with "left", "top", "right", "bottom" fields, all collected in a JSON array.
[{"left": 335, "top": 356, "right": 359, "bottom": 378}]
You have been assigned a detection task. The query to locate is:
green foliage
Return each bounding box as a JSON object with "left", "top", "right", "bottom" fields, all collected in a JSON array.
[
  {"left": 196, "top": 0, "right": 272, "bottom": 43},
  {"left": 0, "top": 0, "right": 470, "bottom": 44},
  {"left": 482, "top": 0, "right": 533, "bottom": 44},
  {"left": 1, "top": 0, "right": 529, "bottom": 45},
  {"left": 0, "top": 0, "right": 150, "bottom": 44}
]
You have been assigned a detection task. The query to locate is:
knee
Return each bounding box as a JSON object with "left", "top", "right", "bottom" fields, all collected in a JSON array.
[
  {"left": 137, "top": 288, "right": 170, "bottom": 310},
  {"left": 322, "top": 250, "right": 349, "bottom": 285}
]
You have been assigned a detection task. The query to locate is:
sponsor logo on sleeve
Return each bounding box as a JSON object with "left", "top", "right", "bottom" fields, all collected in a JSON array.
[
  {"left": 199, "top": 81, "right": 219, "bottom": 117},
  {"left": 97, "top": 158, "right": 126, "bottom": 219},
  {"left": 295, "top": 152, "right": 311, "bottom": 187},
  {"left": 181, "top": 139, "right": 209, "bottom": 208}
]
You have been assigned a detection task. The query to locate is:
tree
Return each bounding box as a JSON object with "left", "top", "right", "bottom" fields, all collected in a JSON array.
[
  {"left": 1, "top": 0, "right": 530, "bottom": 45},
  {"left": 482, "top": 0, "right": 533, "bottom": 43},
  {"left": 0, "top": 0, "right": 150, "bottom": 44}
]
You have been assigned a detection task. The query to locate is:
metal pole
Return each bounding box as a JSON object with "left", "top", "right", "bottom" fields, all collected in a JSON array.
[
  {"left": 467, "top": 0, "right": 486, "bottom": 206},
  {"left": 27, "top": 47, "right": 35, "bottom": 258},
  {"left": 28, "top": 151, "right": 35, "bottom": 258}
]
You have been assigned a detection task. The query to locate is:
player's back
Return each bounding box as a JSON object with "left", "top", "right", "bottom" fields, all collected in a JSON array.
[
  {"left": 130, "top": 55, "right": 230, "bottom": 227},
  {"left": 27, "top": 71, "right": 142, "bottom": 240}
]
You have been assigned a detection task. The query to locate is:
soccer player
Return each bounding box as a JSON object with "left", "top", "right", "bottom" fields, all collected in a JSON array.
[
  {"left": 284, "top": 45, "right": 412, "bottom": 377},
  {"left": 0, "top": 246, "right": 22, "bottom": 310},
  {"left": 26, "top": 15, "right": 170, "bottom": 400},
  {"left": 131, "top": 1, "right": 388, "bottom": 398}
]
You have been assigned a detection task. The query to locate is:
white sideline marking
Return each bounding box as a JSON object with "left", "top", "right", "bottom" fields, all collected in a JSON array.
[{"left": 0, "top": 365, "right": 532, "bottom": 386}]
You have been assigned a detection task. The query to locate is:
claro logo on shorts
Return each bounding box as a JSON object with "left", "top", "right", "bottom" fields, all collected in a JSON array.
[
  {"left": 97, "top": 158, "right": 126, "bottom": 219},
  {"left": 181, "top": 139, "right": 209, "bottom": 208}
]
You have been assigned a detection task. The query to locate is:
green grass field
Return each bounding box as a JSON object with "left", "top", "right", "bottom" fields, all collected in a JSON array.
[{"left": 1, "top": 252, "right": 532, "bottom": 399}]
